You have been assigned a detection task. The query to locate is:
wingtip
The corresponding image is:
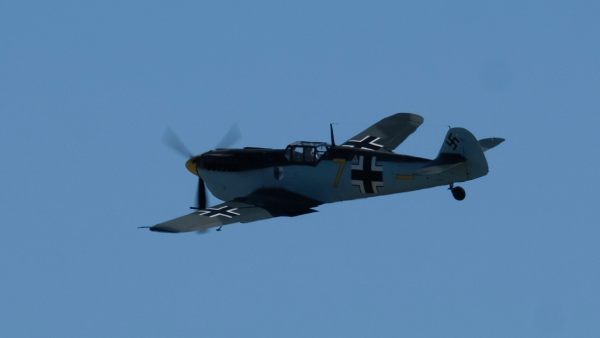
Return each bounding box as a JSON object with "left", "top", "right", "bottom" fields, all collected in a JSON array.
[
  {"left": 138, "top": 225, "right": 179, "bottom": 233},
  {"left": 149, "top": 225, "right": 180, "bottom": 233},
  {"left": 392, "top": 112, "right": 424, "bottom": 124}
]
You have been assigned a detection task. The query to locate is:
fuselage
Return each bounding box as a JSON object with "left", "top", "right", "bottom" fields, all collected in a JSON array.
[{"left": 186, "top": 143, "right": 470, "bottom": 205}]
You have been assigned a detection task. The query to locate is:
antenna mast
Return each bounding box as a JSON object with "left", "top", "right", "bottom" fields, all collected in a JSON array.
[{"left": 329, "top": 123, "right": 336, "bottom": 147}]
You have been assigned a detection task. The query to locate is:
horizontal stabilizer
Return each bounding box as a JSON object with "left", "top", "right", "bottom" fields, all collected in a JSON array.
[{"left": 479, "top": 138, "right": 505, "bottom": 152}]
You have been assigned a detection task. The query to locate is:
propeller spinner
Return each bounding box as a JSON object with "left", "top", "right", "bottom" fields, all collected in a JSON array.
[{"left": 162, "top": 124, "right": 241, "bottom": 210}]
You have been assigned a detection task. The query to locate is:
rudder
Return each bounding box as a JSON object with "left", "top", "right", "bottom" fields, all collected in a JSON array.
[{"left": 438, "top": 128, "right": 489, "bottom": 180}]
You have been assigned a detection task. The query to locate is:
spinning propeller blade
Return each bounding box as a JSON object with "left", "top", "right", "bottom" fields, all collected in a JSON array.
[
  {"left": 216, "top": 123, "right": 242, "bottom": 149},
  {"left": 163, "top": 127, "right": 193, "bottom": 158}
]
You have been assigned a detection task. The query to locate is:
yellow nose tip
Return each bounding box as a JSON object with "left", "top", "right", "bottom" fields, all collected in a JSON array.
[{"left": 185, "top": 158, "right": 198, "bottom": 175}]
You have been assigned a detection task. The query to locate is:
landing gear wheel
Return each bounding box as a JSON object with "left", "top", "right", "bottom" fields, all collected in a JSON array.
[{"left": 450, "top": 186, "right": 466, "bottom": 201}]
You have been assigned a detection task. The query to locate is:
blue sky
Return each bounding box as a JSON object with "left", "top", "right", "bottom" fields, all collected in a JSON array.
[{"left": 1, "top": 1, "right": 598, "bottom": 337}]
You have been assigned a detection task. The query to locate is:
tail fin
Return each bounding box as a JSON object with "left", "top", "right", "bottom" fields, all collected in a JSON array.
[{"left": 437, "top": 128, "right": 489, "bottom": 180}]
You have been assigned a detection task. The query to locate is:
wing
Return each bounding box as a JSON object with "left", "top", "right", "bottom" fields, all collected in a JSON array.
[
  {"left": 149, "top": 200, "right": 273, "bottom": 233},
  {"left": 148, "top": 189, "right": 320, "bottom": 233},
  {"left": 342, "top": 113, "right": 424, "bottom": 151}
]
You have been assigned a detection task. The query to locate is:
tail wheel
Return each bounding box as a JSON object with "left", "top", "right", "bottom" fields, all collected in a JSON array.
[{"left": 451, "top": 186, "right": 466, "bottom": 201}]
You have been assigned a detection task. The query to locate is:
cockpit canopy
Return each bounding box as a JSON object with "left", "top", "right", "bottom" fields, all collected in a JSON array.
[{"left": 284, "top": 141, "right": 328, "bottom": 163}]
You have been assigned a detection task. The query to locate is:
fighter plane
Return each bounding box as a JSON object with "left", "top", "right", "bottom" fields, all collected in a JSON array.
[{"left": 145, "top": 113, "right": 504, "bottom": 233}]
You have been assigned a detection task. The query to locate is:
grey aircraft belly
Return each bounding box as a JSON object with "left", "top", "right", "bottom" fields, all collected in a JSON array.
[{"left": 146, "top": 113, "right": 504, "bottom": 233}]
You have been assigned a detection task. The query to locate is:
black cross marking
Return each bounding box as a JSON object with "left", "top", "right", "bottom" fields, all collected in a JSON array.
[
  {"left": 351, "top": 155, "right": 384, "bottom": 194},
  {"left": 197, "top": 205, "right": 240, "bottom": 218},
  {"left": 445, "top": 133, "right": 461, "bottom": 151},
  {"left": 342, "top": 135, "right": 384, "bottom": 151}
]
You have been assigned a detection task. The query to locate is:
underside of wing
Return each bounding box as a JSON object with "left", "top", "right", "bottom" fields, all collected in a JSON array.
[
  {"left": 148, "top": 189, "right": 321, "bottom": 233},
  {"left": 342, "top": 113, "right": 424, "bottom": 151},
  {"left": 149, "top": 200, "right": 272, "bottom": 233}
]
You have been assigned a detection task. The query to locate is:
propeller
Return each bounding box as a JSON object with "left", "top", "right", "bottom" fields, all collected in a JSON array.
[
  {"left": 162, "top": 123, "right": 242, "bottom": 211},
  {"left": 216, "top": 123, "right": 242, "bottom": 149},
  {"left": 163, "top": 127, "right": 193, "bottom": 158},
  {"left": 196, "top": 176, "right": 207, "bottom": 210}
]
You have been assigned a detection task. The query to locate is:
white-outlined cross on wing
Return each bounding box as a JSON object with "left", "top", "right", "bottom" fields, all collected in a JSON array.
[
  {"left": 342, "top": 135, "right": 384, "bottom": 151},
  {"left": 197, "top": 205, "right": 241, "bottom": 218}
]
